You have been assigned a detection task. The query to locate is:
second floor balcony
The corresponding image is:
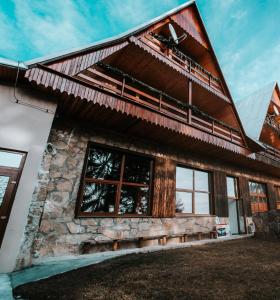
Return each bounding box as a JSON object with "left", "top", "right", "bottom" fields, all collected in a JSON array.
[{"left": 76, "top": 63, "right": 243, "bottom": 147}]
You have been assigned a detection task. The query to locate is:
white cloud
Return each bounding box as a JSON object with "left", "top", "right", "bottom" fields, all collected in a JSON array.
[{"left": 11, "top": 0, "right": 94, "bottom": 57}]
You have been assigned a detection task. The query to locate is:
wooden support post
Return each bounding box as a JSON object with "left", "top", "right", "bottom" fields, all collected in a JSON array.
[
  {"left": 138, "top": 237, "right": 144, "bottom": 248},
  {"left": 113, "top": 240, "right": 118, "bottom": 251},
  {"left": 184, "top": 234, "right": 188, "bottom": 243},
  {"left": 161, "top": 236, "right": 167, "bottom": 246},
  {"left": 121, "top": 78, "right": 125, "bottom": 96},
  {"left": 188, "top": 80, "right": 192, "bottom": 124},
  {"left": 197, "top": 232, "right": 202, "bottom": 240}
]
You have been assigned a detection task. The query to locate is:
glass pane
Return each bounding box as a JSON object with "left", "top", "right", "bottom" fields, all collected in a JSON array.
[
  {"left": 195, "top": 170, "right": 209, "bottom": 192},
  {"left": 195, "top": 192, "right": 210, "bottom": 214},
  {"left": 237, "top": 200, "right": 246, "bottom": 233},
  {"left": 0, "top": 176, "right": 9, "bottom": 207},
  {"left": 119, "top": 186, "right": 149, "bottom": 215},
  {"left": 123, "top": 154, "right": 151, "bottom": 184},
  {"left": 176, "top": 191, "right": 192, "bottom": 213},
  {"left": 86, "top": 147, "right": 122, "bottom": 180},
  {"left": 176, "top": 167, "right": 193, "bottom": 189},
  {"left": 81, "top": 183, "right": 117, "bottom": 213},
  {"left": 0, "top": 151, "right": 22, "bottom": 168},
  {"left": 227, "top": 177, "right": 237, "bottom": 198}
]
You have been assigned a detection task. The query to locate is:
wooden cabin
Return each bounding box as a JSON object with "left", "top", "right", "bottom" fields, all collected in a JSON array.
[{"left": 0, "top": 1, "right": 279, "bottom": 272}]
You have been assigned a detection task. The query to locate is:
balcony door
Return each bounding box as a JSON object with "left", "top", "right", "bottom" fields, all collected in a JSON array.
[
  {"left": 226, "top": 177, "right": 246, "bottom": 235},
  {"left": 0, "top": 149, "right": 26, "bottom": 247}
]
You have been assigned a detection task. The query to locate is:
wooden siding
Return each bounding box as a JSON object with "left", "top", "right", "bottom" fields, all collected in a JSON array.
[
  {"left": 213, "top": 171, "right": 228, "bottom": 217},
  {"left": 152, "top": 157, "right": 176, "bottom": 217},
  {"left": 46, "top": 42, "right": 128, "bottom": 76},
  {"left": 239, "top": 177, "right": 252, "bottom": 217},
  {"left": 267, "top": 183, "right": 277, "bottom": 211},
  {"left": 171, "top": 6, "right": 208, "bottom": 49}
]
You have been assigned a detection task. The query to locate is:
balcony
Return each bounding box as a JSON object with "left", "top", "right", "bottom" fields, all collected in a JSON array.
[
  {"left": 76, "top": 64, "right": 243, "bottom": 146},
  {"left": 260, "top": 142, "right": 280, "bottom": 163},
  {"left": 140, "top": 33, "right": 224, "bottom": 94},
  {"left": 265, "top": 114, "right": 280, "bottom": 135}
]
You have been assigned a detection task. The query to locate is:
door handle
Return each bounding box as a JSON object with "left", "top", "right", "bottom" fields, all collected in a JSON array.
[{"left": 0, "top": 216, "right": 7, "bottom": 220}]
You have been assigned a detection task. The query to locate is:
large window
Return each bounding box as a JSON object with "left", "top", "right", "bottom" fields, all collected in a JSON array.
[
  {"left": 77, "top": 145, "right": 153, "bottom": 216},
  {"left": 175, "top": 166, "right": 211, "bottom": 215},
  {"left": 249, "top": 181, "right": 269, "bottom": 213}
]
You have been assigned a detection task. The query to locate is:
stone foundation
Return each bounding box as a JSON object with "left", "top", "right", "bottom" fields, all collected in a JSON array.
[{"left": 253, "top": 211, "right": 280, "bottom": 240}]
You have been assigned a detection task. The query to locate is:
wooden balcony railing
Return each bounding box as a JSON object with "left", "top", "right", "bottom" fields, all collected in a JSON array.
[
  {"left": 77, "top": 65, "right": 243, "bottom": 146},
  {"left": 260, "top": 142, "right": 280, "bottom": 163},
  {"left": 141, "top": 34, "right": 224, "bottom": 94},
  {"left": 265, "top": 114, "right": 280, "bottom": 135}
]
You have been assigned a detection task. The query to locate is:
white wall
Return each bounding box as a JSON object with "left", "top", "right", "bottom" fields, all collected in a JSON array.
[{"left": 0, "top": 84, "right": 57, "bottom": 273}]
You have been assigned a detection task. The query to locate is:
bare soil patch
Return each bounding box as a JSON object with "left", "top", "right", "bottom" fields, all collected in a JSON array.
[{"left": 14, "top": 238, "right": 280, "bottom": 300}]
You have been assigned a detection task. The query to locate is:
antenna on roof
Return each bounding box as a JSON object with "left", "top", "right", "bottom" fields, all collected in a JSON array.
[{"left": 168, "top": 23, "right": 187, "bottom": 45}]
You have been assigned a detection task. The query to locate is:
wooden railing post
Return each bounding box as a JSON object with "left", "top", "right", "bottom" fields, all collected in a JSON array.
[
  {"left": 188, "top": 80, "right": 192, "bottom": 124},
  {"left": 121, "top": 78, "right": 125, "bottom": 96}
]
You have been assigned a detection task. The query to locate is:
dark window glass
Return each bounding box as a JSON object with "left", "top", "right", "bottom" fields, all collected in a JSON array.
[
  {"left": 81, "top": 183, "right": 117, "bottom": 213},
  {"left": 78, "top": 145, "right": 153, "bottom": 216},
  {"left": 123, "top": 154, "right": 151, "bottom": 184},
  {"left": 119, "top": 186, "right": 149, "bottom": 215},
  {"left": 86, "top": 148, "right": 122, "bottom": 180}
]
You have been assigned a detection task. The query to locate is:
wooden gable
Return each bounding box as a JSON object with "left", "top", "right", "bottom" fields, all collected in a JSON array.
[
  {"left": 260, "top": 83, "right": 280, "bottom": 150},
  {"left": 25, "top": 1, "right": 248, "bottom": 151}
]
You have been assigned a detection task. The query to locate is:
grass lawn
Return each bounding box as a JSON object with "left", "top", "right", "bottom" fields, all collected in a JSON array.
[{"left": 14, "top": 238, "right": 280, "bottom": 300}]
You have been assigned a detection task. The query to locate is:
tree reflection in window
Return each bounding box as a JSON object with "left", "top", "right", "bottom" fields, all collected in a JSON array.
[
  {"left": 123, "top": 154, "right": 151, "bottom": 184},
  {"left": 119, "top": 186, "right": 149, "bottom": 214},
  {"left": 78, "top": 144, "right": 153, "bottom": 216},
  {"left": 86, "top": 148, "right": 122, "bottom": 180},
  {"left": 81, "top": 183, "right": 117, "bottom": 213}
]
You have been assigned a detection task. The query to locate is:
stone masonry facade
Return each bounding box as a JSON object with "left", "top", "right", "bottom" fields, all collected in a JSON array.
[{"left": 16, "top": 121, "right": 217, "bottom": 268}]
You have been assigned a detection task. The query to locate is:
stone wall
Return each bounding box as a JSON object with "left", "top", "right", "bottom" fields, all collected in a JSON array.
[
  {"left": 16, "top": 120, "right": 280, "bottom": 268},
  {"left": 16, "top": 122, "right": 217, "bottom": 267},
  {"left": 253, "top": 211, "right": 280, "bottom": 239}
]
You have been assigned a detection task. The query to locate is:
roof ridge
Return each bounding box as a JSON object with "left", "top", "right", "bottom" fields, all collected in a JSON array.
[{"left": 25, "top": 0, "right": 195, "bottom": 66}]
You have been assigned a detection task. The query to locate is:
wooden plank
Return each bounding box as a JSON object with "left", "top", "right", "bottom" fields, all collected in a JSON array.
[
  {"left": 266, "top": 183, "right": 277, "bottom": 211},
  {"left": 213, "top": 171, "right": 228, "bottom": 217},
  {"left": 239, "top": 177, "right": 252, "bottom": 217}
]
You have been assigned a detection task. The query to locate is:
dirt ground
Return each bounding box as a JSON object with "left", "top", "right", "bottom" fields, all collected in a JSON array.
[{"left": 14, "top": 238, "right": 280, "bottom": 300}]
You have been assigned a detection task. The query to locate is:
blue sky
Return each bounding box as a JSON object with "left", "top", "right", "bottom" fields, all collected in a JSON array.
[{"left": 1, "top": 0, "right": 280, "bottom": 100}]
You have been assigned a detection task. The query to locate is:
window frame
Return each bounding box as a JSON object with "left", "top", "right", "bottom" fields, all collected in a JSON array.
[
  {"left": 275, "top": 186, "right": 280, "bottom": 210},
  {"left": 248, "top": 180, "right": 269, "bottom": 213},
  {"left": 76, "top": 142, "right": 154, "bottom": 218},
  {"left": 226, "top": 176, "right": 239, "bottom": 200},
  {"left": 175, "top": 165, "right": 213, "bottom": 216}
]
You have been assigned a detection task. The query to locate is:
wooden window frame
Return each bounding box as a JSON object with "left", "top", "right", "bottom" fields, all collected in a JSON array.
[
  {"left": 275, "top": 186, "right": 280, "bottom": 210},
  {"left": 0, "top": 148, "right": 27, "bottom": 247},
  {"left": 175, "top": 165, "right": 213, "bottom": 216},
  {"left": 248, "top": 181, "right": 269, "bottom": 213},
  {"left": 226, "top": 176, "right": 239, "bottom": 201},
  {"left": 76, "top": 142, "right": 154, "bottom": 218}
]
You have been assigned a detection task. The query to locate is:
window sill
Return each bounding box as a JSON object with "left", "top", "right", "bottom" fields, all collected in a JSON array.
[
  {"left": 175, "top": 213, "right": 216, "bottom": 218},
  {"left": 76, "top": 214, "right": 153, "bottom": 218}
]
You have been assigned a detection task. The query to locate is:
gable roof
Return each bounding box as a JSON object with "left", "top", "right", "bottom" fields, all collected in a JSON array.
[
  {"left": 235, "top": 82, "right": 278, "bottom": 141},
  {"left": 25, "top": 0, "right": 195, "bottom": 67}
]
